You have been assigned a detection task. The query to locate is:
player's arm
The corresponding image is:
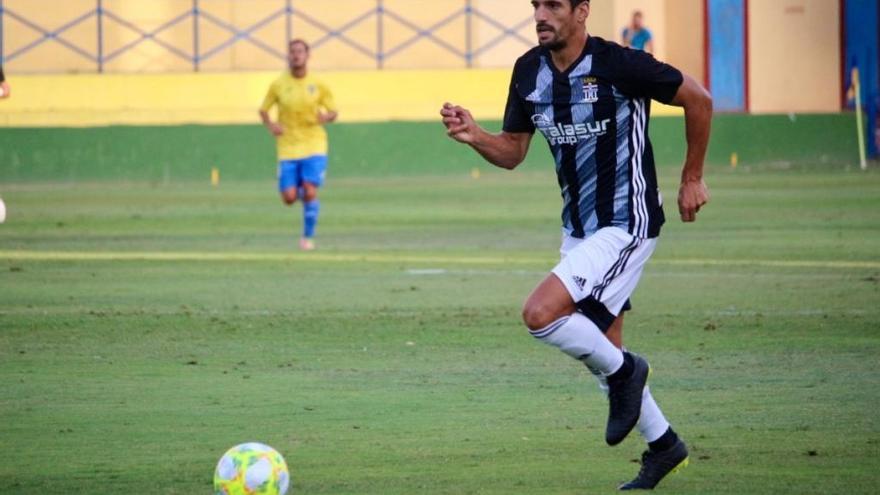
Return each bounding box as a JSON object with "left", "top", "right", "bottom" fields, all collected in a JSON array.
[
  {"left": 668, "top": 74, "right": 712, "bottom": 222},
  {"left": 0, "top": 66, "right": 9, "bottom": 99},
  {"left": 619, "top": 49, "right": 713, "bottom": 222},
  {"left": 259, "top": 110, "right": 284, "bottom": 137},
  {"left": 317, "top": 84, "right": 338, "bottom": 124},
  {"left": 440, "top": 103, "right": 532, "bottom": 170},
  {"left": 258, "top": 85, "right": 283, "bottom": 137}
]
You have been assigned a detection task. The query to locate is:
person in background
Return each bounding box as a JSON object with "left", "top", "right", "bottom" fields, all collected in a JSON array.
[
  {"left": 622, "top": 10, "right": 653, "bottom": 53},
  {"left": 259, "top": 40, "right": 338, "bottom": 251}
]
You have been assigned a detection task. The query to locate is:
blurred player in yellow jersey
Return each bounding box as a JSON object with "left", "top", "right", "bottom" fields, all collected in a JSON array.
[{"left": 259, "top": 39, "right": 338, "bottom": 251}]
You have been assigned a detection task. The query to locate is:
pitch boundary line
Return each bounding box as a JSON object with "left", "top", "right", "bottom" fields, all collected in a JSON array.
[{"left": 0, "top": 250, "right": 877, "bottom": 269}]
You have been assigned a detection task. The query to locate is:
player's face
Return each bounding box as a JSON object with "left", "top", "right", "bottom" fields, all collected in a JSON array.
[
  {"left": 288, "top": 43, "right": 309, "bottom": 70},
  {"left": 531, "top": 0, "right": 587, "bottom": 51}
]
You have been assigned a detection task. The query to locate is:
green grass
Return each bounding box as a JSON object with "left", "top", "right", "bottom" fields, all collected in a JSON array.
[{"left": 1, "top": 131, "right": 880, "bottom": 493}]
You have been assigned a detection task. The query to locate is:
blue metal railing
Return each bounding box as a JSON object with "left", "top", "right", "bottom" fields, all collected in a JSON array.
[{"left": 0, "top": 0, "right": 534, "bottom": 72}]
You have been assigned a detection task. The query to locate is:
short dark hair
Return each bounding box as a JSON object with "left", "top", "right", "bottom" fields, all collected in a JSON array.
[
  {"left": 289, "top": 39, "right": 310, "bottom": 52},
  {"left": 570, "top": 0, "right": 590, "bottom": 6}
]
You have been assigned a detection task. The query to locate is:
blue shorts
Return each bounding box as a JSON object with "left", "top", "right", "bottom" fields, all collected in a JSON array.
[{"left": 277, "top": 155, "right": 328, "bottom": 192}]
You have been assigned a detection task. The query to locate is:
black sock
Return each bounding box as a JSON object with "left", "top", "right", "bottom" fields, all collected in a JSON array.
[
  {"left": 607, "top": 351, "right": 634, "bottom": 383},
  {"left": 648, "top": 427, "right": 679, "bottom": 452}
]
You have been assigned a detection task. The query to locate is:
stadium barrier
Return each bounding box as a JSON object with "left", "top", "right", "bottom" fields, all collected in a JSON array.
[{"left": 0, "top": 70, "right": 682, "bottom": 127}]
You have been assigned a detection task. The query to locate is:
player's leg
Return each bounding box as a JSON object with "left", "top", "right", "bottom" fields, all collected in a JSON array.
[
  {"left": 278, "top": 160, "right": 299, "bottom": 205},
  {"left": 299, "top": 181, "right": 319, "bottom": 250},
  {"left": 577, "top": 240, "right": 688, "bottom": 490},
  {"left": 298, "top": 155, "right": 327, "bottom": 250},
  {"left": 607, "top": 313, "right": 678, "bottom": 451},
  {"left": 522, "top": 274, "right": 625, "bottom": 377},
  {"left": 523, "top": 229, "right": 651, "bottom": 446}
]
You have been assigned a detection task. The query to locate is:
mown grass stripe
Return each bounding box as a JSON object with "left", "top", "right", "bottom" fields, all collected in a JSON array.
[{"left": 1, "top": 250, "right": 877, "bottom": 269}]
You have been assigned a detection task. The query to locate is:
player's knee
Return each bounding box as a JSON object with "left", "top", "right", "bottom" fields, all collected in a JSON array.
[
  {"left": 522, "top": 300, "right": 558, "bottom": 331},
  {"left": 282, "top": 193, "right": 297, "bottom": 205},
  {"left": 302, "top": 184, "right": 318, "bottom": 202}
]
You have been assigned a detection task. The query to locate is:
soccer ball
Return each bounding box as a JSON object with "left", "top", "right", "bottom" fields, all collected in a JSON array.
[
  {"left": 0, "top": 198, "right": 5, "bottom": 223},
  {"left": 214, "top": 442, "right": 290, "bottom": 495}
]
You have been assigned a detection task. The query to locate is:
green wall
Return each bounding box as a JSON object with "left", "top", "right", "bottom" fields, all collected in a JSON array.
[{"left": 0, "top": 114, "right": 862, "bottom": 183}]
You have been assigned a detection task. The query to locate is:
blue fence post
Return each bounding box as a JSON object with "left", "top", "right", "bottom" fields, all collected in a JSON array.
[
  {"left": 193, "top": 0, "right": 199, "bottom": 71},
  {"left": 1, "top": 0, "right": 5, "bottom": 66},
  {"left": 286, "top": 0, "right": 292, "bottom": 44},
  {"left": 465, "top": 0, "right": 472, "bottom": 68},
  {"left": 96, "top": 0, "right": 103, "bottom": 72},
  {"left": 376, "top": 0, "right": 383, "bottom": 69}
]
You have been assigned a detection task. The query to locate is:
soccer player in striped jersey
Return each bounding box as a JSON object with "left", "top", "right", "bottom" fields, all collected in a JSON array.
[
  {"left": 441, "top": 0, "right": 712, "bottom": 490},
  {"left": 260, "top": 39, "right": 338, "bottom": 251}
]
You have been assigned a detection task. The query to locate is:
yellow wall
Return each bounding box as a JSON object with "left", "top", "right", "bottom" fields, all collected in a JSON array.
[
  {"left": 2, "top": 0, "right": 697, "bottom": 73},
  {"left": 1, "top": 0, "right": 540, "bottom": 72},
  {"left": 748, "top": 0, "right": 841, "bottom": 113},
  {"left": 1, "top": 0, "right": 843, "bottom": 119},
  {"left": 664, "top": 0, "right": 704, "bottom": 81},
  {"left": 0, "top": 70, "right": 682, "bottom": 127}
]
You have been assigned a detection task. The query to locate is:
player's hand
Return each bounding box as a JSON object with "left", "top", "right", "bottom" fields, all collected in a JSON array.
[
  {"left": 268, "top": 122, "right": 284, "bottom": 137},
  {"left": 0, "top": 81, "right": 10, "bottom": 99},
  {"left": 317, "top": 111, "right": 337, "bottom": 124},
  {"left": 678, "top": 177, "right": 709, "bottom": 222},
  {"left": 441, "top": 102, "right": 478, "bottom": 144}
]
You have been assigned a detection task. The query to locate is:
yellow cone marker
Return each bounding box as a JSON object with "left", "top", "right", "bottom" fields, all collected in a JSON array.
[
  {"left": 471, "top": 168, "right": 481, "bottom": 179},
  {"left": 211, "top": 167, "right": 220, "bottom": 187},
  {"left": 730, "top": 152, "right": 738, "bottom": 169}
]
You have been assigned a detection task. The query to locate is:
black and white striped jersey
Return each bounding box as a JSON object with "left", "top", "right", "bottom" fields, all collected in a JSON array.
[{"left": 503, "top": 36, "right": 683, "bottom": 239}]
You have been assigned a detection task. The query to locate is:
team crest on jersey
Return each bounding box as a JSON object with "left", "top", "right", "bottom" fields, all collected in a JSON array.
[
  {"left": 582, "top": 77, "right": 600, "bottom": 103},
  {"left": 307, "top": 84, "right": 317, "bottom": 95}
]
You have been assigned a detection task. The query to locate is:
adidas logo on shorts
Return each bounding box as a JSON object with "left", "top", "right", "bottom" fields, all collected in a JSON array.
[{"left": 573, "top": 276, "right": 588, "bottom": 291}]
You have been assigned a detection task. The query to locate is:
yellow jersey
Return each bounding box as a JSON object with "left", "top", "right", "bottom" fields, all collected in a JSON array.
[{"left": 260, "top": 72, "right": 337, "bottom": 161}]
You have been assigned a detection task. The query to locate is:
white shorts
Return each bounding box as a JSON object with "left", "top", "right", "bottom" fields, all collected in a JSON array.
[{"left": 552, "top": 227, "right": 657, "bottom": 331}]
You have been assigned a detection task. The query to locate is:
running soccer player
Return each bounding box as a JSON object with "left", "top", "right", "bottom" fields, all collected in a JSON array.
[
  {"left": 440, "top": 0, "right": 712, "bottom": 490},
  {"left": 260, "top": 39, "right": 338, "bottom": 251}
]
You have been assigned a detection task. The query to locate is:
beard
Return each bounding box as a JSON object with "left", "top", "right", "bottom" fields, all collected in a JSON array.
[
  {"left": 539, "top": 37, "right": 567, "bottom": 51},
  {"left": 537, "top": 26, "right": 566, "bottom": 51}
]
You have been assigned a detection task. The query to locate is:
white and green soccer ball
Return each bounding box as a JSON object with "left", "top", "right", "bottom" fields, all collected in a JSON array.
[{"left": 214, "top": 442, "right": 290, "bottom": 495}]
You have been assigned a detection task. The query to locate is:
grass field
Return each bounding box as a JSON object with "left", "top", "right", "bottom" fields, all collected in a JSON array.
[{"left": 1, "top": 120, "right": 880, "bottom": 494}]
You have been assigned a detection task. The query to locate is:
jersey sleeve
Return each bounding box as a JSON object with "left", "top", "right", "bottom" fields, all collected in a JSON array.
[
  {"left": 615, "top": 48, "right": 683, "bottom": 104},
  {"left": 502, "top": 70, "right": 534, "bottom": 134},
  {"left": 260, "top": 83, "right": 278, "bottom": 112},
  {"left": 318, "top": 82, "right": 338, "bottom": 113}
]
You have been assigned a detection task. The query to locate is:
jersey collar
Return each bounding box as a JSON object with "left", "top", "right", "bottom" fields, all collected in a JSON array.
[{"left": 544, "top": 35, "right": 595, "bottom": 76}]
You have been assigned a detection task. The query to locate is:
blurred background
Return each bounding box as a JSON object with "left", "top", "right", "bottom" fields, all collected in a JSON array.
[
  {"left": 0, "top": 0, "right": 876, "bottom": 128},
  {"left": 0, "top": 0, "right": 877, "bottom": 182}
]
